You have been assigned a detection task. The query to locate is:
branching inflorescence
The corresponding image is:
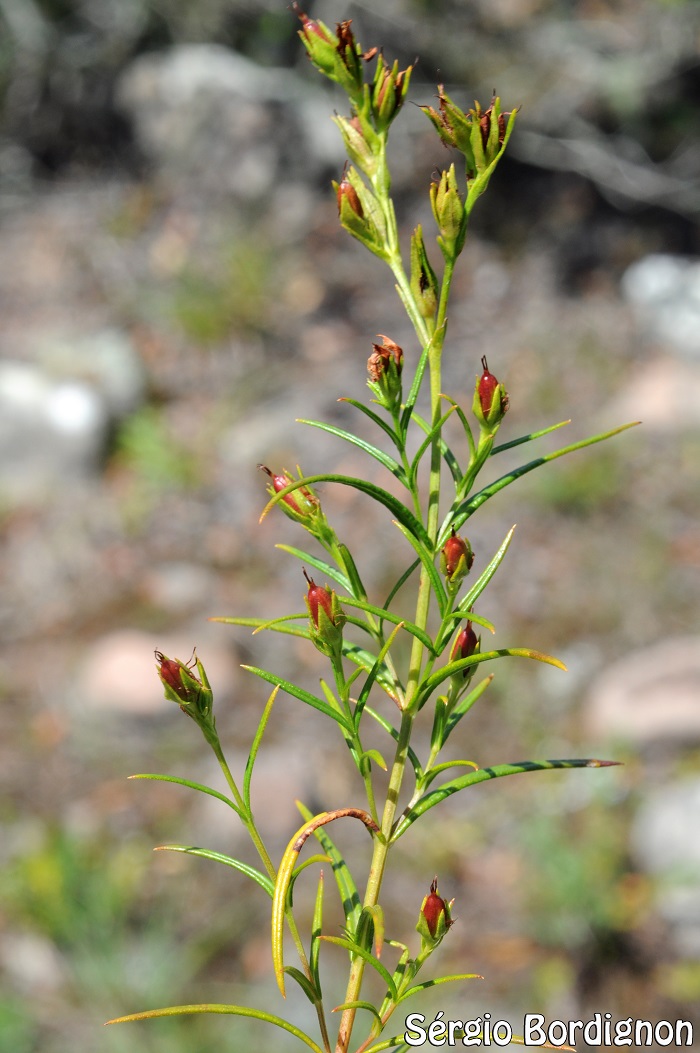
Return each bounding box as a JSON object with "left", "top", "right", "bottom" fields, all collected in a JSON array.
[{"left": 108, "top": 10, "right": 634, "bottom": 1053}]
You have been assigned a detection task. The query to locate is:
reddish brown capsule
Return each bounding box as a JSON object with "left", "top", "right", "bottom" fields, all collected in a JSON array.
[
  {"left": 478, "top": 355, "right": 499, "bottom": 417},
  {"left": 441, "top": 527, "right": 473, "bottom": 581},
  {"left": 450, "top": 621, "right": 478, "bottom": 672},
  {"left": 155, "top": 649, "right": 200, "bottom": 704},
  {"left": 303, "top": 569, "right": 335, "bottom": 628},
  {"left": 336, "top": 175, "right": 364, "bottom": 218},
  {"left": 259, "top": 464, "right": 317, "bottom": 517},
  {"left": 421, "top": 877, "right": 453, "bottom": 937}
]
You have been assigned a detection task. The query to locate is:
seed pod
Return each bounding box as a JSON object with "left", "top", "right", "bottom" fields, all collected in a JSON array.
[
  {"left": 416, "top": 877, "right": 454, "bottom": 954},
  {"left": 303, "top": 569, "right": 346, "bottom": 657},
  {"left": 473, "top": 355, "right": 509, "bottom": 430},
  {"left": 440, "top": 527, "right": 474, "bottom": 584}
]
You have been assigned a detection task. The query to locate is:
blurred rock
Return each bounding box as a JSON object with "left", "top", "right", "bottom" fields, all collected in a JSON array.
[
  {"left": 631, "top": 778, "right": 700, "bottom": 958},
  {"left": 116, "top": 44, "right": 342, "bottom": 200},
  {"left": 585, "top": 637, "right": 700, "bottom": 745},
  {"left": 604, "top": 354, "right": 700, "bottom": 430},
  {"left": 0, "top": 931, "right": 67, "bottom": 994},
  {"left": 622, "top": 254, "right": 700, "bottom": 359},
  {"left": 0, "top": 361, "right": 107, "bottom": 500},
  {"left": 76, "top": 630, "right": 237, "bottom": 715},
  {"left": 0, "top": 328, "right": 145, "bottom": 502}
]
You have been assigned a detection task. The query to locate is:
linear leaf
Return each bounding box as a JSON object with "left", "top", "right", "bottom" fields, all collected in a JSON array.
[
  {"left": 128, "top": 774, "right": 241, "bottom": 816},
  {"left": 244, "top": 686, "right": 279, "bottom": 809},
  {"left": 453, "top": 525, "right": 516, "bottom": 607},
  {"left": 298, "top": 418, "right": 407, "bottom": 483},
  {"left": 416, "top": 647, "right": 566, "bottom": 706},
  {"left": 153, "top": 845, "right": 274, "bottom": 895},
  {"left": 401, "top": 336, "right": 433, "bottom": 432},
  {"left": 355, "top": 621, "right": 406, "bottom": 726},
  {"left": 319, "top": 936, "right": 397, "bottom": 1000},
  {"left": 420, "top": 759, "right": 480, "bottom": 790},
  {"left": 342, "top": 596, "right": 435, "bottom": 654},
  {"left": 363, "top": 1037, "right": 410, "bottom": 1053},
  {"left": 490, "top": 418, "right": 571, "bottom": 455},
  {"left": 310, "top": 869, "right": 324, "bottom": 991},
  {"left": 394, "top": 758, "right": 620, "bottom": 838},
  {"left": 338, "top": 397, "right": 403, "bottom": 451},
  {"left": 392, "top": 521, "right": 447, "bottom": 617},
  {"left": 275, "top": 545, "right": 352, "bottom": 593},
  {"left": 284, "top": 966, "right": 319, "bottom": 1005},
  {"left": 445, "top": 675, "right": 494, "bottom": 738},
  {"left": 410, "top": 408, "right": 462, "bottom": 486},
  {"left": 332, "top": 1000, "right": 383, "bottom": 1026},
  {"left": 242, "top": 666, "right": 353, "bottom": 732},
  {"left": 364, "top": 706, "right": 423, "bottom": 780},
  {"left": 453, "top": 421, "right": 640, "bottom": 527},
  {"left": 212, "top": 615, "right": 311, "bottom": 641},
  {"left": 342, "top": 644, "right": 401, "bottom": 702},
  {"left": 398, "top": 972, "right": 483, "bottom": 1003},
  {"left": 106, "top": 1004, "right": 326, "bottom": 1052},
  {"left": 261, "top": 474, "right": 431, "bottom": 549},
  {"left": 409, "top": 405, "right": 461, "bottom": 484},
  {"left": 297, "top": 801, "right": 362, "bottom": 933},
  {"left": 382, "top": 557, "right": 420, "bottom": 613}
]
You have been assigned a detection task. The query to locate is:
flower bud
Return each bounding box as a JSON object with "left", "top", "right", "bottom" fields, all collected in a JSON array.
[
  {"left": 372, "top": 56, "right": 413, "bottom": 130},
  {"left": 259, "top": 464, "right": 319, "bottom": 519},
  {"left": 416, "top": 877, "right": 454, "bottom": 953},
  {"left": 473, "top": 356, "right": 509, "bottom": 430},
  {"left": 429, "top": 164, "right": 465, "bottom": 257},
  {"left": 155, "top": 649, "right": 214, "bottom": 726},
  {"left": 410, "top": 225, "right": 439, "bottom": 321},
  {"left": 293, "top": 3, "right": 338, "bottom": 77},
  {"left": 304, "top": 569, "right": 346, "bottom": 657},
  {"left": 367, "top": 334, "right": 403, "bottom": 411},
  {"left": 440, "top": 528, "right": 474, "bottom": 584},
  {"left": 336, "top": 173, "right": 364, "bottom": 219},
  {"left": 450, "top": 621, "right": 479, "bottom": 689}
]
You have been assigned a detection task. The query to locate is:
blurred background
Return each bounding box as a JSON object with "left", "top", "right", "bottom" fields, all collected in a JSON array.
[{"left": 1, "top": 0, "right": 699, "bottom": 1049}]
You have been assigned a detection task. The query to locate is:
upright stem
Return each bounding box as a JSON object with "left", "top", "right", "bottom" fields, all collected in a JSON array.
[{"left": 335, "top": 252, "right": 455, "bottom": 1053}]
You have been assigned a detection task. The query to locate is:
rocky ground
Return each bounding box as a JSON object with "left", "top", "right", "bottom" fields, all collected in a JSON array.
[{"left": 1, "top": 5, "right": 700, "bottom": 1051}]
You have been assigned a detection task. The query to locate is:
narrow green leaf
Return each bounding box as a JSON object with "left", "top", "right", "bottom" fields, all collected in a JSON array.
[
  {"left": 354, "top": 621, "right": 406, "bottom": 726},
  {"left": 364, "top": 707, "right": 423, "bottom": 780},
  {"left": 338, "top": 542, "right": 368, "bottom": 601},
  {"left": 394, "top": 758, "right": 619, "bottom": 838},
  {"left": 401, "top": 337, "right": 433, "bottom": 432},
  {"left": 242, "top": 666, "right": 353, "bottom": 733},
  {"left": 420, "top": 759, "right": 480, "bottom": 790},
  {"left": 490, "top": 418, "right": 571, "bottom": 455},
  {"left": 410, "top": 408, "right": 462, "bottom": 486},
  {"left": 416, "top": 647, "right": 566, "bottom": 706},
  {"left": 261, "top": 473, "right": 432, "bottom": 549},
  {"left": 453, "top": 525, "right": 516, "bottom": 608},
  {"left": 333, "top": 1001, "right": 383, "bottom": 1026},
  {"left": 297, "top": 801, "right": 362, "bottom": 933},
  {"left": 211, "top": 615, "right": 311, "bottom": 641},
  {"left": 128, "top": 774, "right": 241, "bottom": 817},
  {"left": 342, "top": 595, "right": 435, "bottom": 654},
  {"left": 359, "top": 748, "right": 388, "bottom": 772},
  {"left": 453, "top": 421, "right": 640, "bottom": 527},
  {"left": 310, "top": 869, "right": 324, "bottom": 991},
  {"left": 244, "top": 686, "right": 279, "bottom": 810},
  {"left": 342, "top": 644, "right": 401, "bottom": 703},
  {"left": 439, "top": 394, "right": 476, "bottom": 461},
  {"left": 382, "top": 557, "right": 420, "bottom": 613},
  {"left": 363, "top": 902, "right": 385, "bottom": 957},
  {"left": 106, "top": 1004, "right": 326, "bottom": 1053},
  {"left": 444, "top": 674, "right": 494, "bottom": 737},
  {"left": 362, "top": 1035, "right": 410, "bottom": 1053},
  {"left": 153, "top": 845, "right": 274, "bottom": 896},
  {"left": 338, "top": 397, "right": 402, "bottom": 451},
  {"left": 398, "top": 972, "right": 483, "bottom": 1003},
  {"left": 392, "top": 521, "right": 447, "bottom": 617},
  {"left": 275, "top": 545, "right": 352, "bottom": 593},
  {"left": 409, "top": 405, "right": 461, "bottom": 484},
  {"left": 284, "top": 966, "right": 319, "bottom": 1005},
  {"left": 319, "top": 936, "right": 397, "bottom": 1000},
  {"left": 298, "top": 418, "right": 407, "bottom": 483}
]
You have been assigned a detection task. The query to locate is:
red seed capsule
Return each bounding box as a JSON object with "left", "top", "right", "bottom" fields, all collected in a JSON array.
[
  {"left": 421, "top": 877, "right": 453, "bottom": 937},
  {"left": 450, "top": 621, "right": 478, "bottom": 674},
  {"left": 441, "top": 527, "right": 473, "bottom": 581},
  {"left": 303, "top": 569, "right": 335, "bottom": 628},
  {"left": 478, "top": 355, "right": 500, "bottom": 417}
]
